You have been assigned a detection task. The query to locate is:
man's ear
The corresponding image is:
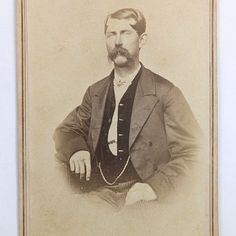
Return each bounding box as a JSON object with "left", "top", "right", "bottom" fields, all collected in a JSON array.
[{"left": 139, "top": 33, "right": 148, "bottom": 49}]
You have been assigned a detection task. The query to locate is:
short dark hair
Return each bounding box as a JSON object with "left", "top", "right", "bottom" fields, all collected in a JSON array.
[{"left": 104, "top": 8, "right": 146, "bottom": 36}]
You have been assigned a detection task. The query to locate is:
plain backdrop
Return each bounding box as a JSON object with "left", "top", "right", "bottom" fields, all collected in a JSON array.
[{"left": 0, "top": 0, "right": 235, "bottom": 235}]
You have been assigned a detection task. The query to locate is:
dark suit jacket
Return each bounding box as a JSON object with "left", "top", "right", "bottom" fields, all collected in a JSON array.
[{"left": 54, "top": 65, "right": 202, "bottom": 200}]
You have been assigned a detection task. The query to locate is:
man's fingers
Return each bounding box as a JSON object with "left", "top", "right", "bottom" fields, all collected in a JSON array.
[
  {"left": 124, "top": 184, "right": 144, "bottom": 206},
  {"left": 125, "top": 190, "right": 140, "bottom": 206},
  {"left": 79, "top": 161, "right": 85, "bottom": 179},
  {"left": 125, "top": 183, "right": 157, "bottom": 205},
  {"left": 69, "top": 151, "right": 91, "bottom": 180},
  {"left": 84, "top": 159, "right": 91, "bottom": 181},
  {"left": 74, "top": 160, "right": 80, "bottom": 174},
  {"left": 69, "top": 159, "right": 75, "bottom": 172}
]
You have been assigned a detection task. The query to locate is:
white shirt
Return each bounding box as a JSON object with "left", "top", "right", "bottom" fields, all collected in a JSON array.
[{"left": 108, "top": 64, "right": 141, "bottom": 155}]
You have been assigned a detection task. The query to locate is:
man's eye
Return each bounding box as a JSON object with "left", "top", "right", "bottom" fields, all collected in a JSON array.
[
  {"left": 106, "top": 33, "right": 115, "bottom": 38},
  {"left": 122, "top": 31, "right": 132, "bottom": 35}
]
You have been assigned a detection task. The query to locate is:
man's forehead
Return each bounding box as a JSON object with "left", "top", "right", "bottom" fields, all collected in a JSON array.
[{"left": 106, "top": 18, "right": 136, "bottom": 32}]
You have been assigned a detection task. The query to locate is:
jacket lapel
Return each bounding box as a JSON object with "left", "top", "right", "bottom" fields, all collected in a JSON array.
[
  {"left": 90, "top": 74, "right": 112, "bottom": 152},
  {"left": 90, "top": 67, "right": 159, "bottom": 152},
  {"left": 129, "top": 67, "right": 159, "bottom": 149}
]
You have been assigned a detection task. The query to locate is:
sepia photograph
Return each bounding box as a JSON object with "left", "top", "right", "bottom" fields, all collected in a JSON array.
[{"left": 18, "top": 0, "right": 217, "bottom": 235}]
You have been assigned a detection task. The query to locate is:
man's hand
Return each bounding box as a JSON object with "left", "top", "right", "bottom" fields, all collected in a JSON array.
[
  {"left": 125, "top": 182, "right": 157, "bottom": 206},
  {"left": 69, "top": 151, "right": 91, "bottom": 181}
]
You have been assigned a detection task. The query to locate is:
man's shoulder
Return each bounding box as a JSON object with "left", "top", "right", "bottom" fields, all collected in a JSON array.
[
  {"left": 88, "top": 74, "right": 111, "bottom": 94},
  {"left": 143, "top": 66, "right": 175, "bottom": 93},
  {"left": 90, "top": 75, "right": 111, "bottom": 87}
]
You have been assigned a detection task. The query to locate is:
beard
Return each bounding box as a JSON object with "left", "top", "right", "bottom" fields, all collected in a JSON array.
[{"left": 107, "top": 47, "right": 134, "bottom": 67}]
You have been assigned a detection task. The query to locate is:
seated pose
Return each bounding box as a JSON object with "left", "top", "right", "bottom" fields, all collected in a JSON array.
[{"left": 54, "top": 8, "right": 202, "bottom": 208}]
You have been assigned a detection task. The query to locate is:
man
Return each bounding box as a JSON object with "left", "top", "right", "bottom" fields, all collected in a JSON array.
[{"left": 54, "top": 8, "right": 201, "bottom": 208}]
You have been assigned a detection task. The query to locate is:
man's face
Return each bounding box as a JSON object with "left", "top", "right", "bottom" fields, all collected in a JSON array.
[{"left": 105, "top": 18, "right": 143, "bottom": 67}]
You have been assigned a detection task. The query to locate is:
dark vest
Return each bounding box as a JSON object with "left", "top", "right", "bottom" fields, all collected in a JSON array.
[{"left": 94, "top": 68, "right": 142, "bottom": 185}]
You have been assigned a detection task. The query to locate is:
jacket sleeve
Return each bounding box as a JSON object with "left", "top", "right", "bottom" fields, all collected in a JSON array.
[
  {"left": 145, "top": 86, "right": 203, "bottom": 200},
  {"left": 53, "top": 87, "right": 92, "bottom": 163}
]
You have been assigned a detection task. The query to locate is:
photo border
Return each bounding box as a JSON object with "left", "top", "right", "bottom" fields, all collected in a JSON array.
[{"left": 17, "top": 0, "right": 218, "bottom": 235}]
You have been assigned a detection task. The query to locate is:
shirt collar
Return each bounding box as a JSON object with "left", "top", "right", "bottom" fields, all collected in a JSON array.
[{"left": 114, "top": 63, "right": 141, "bottom": 87}]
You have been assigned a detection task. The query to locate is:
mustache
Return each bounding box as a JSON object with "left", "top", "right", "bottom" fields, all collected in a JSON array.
[{"left": 108, "top": 47, "right": 132, "bottom": 60}]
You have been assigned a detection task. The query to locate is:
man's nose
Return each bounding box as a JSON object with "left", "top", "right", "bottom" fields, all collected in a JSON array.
[{"left": 115, "top": 34, "right": 122, "bottom": 47}]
